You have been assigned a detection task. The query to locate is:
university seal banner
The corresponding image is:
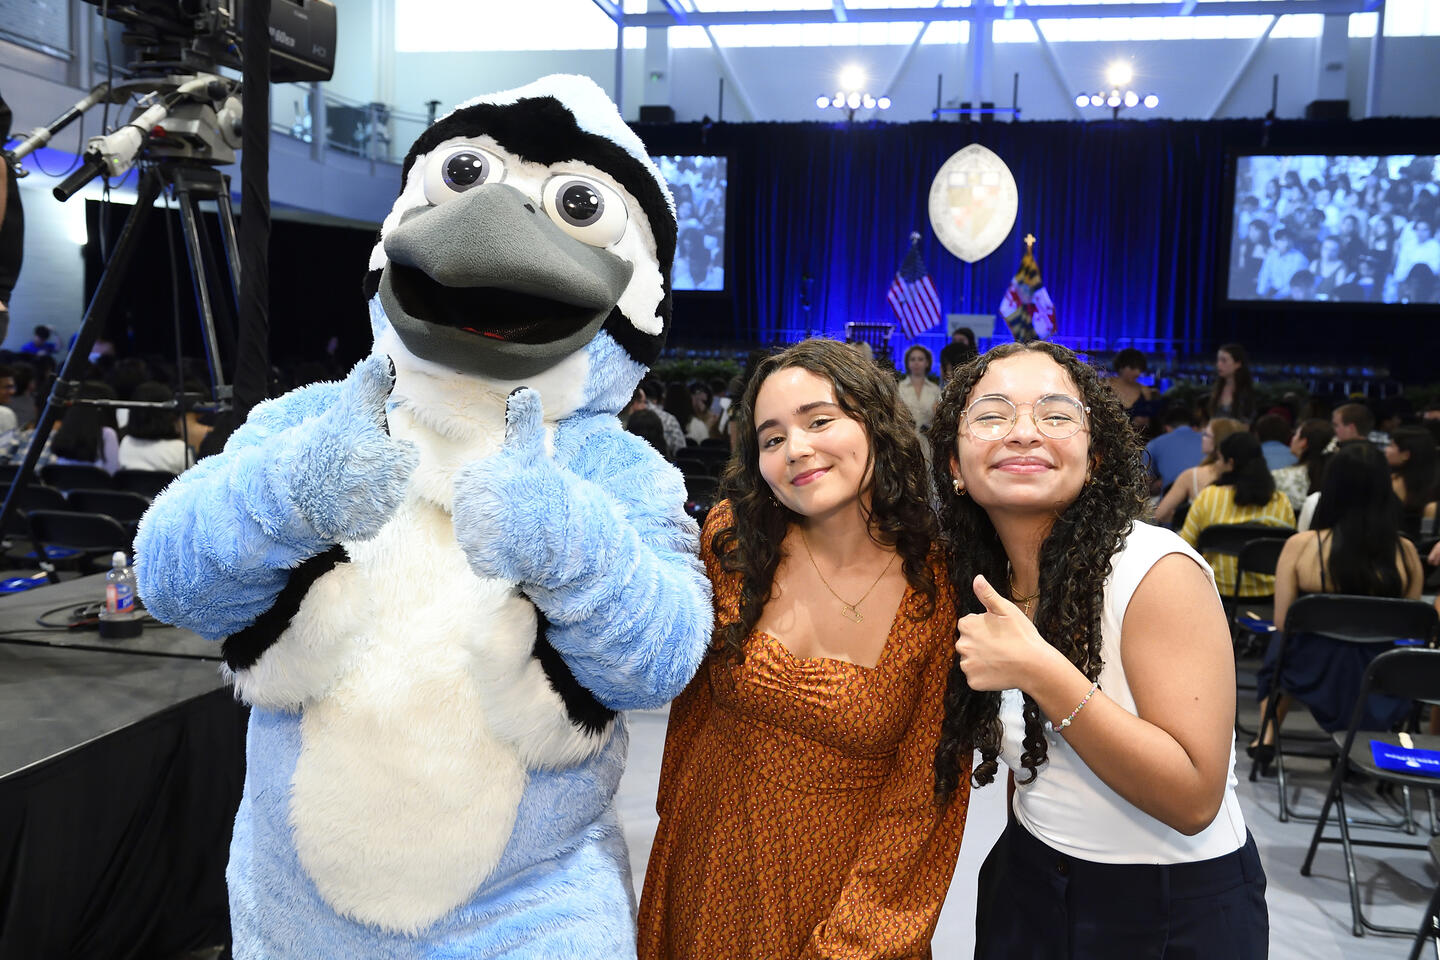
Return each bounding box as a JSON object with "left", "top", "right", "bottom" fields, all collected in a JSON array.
[{"left": 926, "top": 144, "right": 1018, "bottom": 263}]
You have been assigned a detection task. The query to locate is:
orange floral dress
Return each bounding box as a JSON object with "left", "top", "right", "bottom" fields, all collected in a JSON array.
[{"left": 637, "top": 502, "right": 970, "bottom": 960}]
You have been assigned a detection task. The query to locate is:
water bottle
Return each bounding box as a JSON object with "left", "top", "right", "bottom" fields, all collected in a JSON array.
[{"left": 99, "top": 550, "right": 142, "bottom": 639}]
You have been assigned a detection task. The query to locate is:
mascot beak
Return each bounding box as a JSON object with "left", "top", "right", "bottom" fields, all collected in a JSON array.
[{"left": 379, "top": 182, "right": 635, "bottom": 379}]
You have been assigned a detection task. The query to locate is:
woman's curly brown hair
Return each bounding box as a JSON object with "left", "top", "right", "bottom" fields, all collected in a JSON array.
[
  {"left": 929, "top": 341, "right": 1149, "bottom": 801},
  {"left": 712, "top": 339, "right": 938, "bottom": 662}
]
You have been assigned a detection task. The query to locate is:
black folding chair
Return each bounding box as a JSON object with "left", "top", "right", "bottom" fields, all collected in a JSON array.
[
  {"left": 1195, "top": 522, "right": 1293, "bottom": 621},
  {"left": 25, "top": 510, "right": 133, "bottom": 582},
  {"left": 1253, "top": 595, "right": 1438, "bottom": 823},
  {"left": 1408, "top": 837, "right": 1440, "bottom": 960},
  {"left": 66, "top": 488, "right": 152, "bottom": 526},
  {"left": 1301, "top": 645, "right": 1440, "bottom": 938},
  {"left": 678, "top": 461, "right": 716, "bottom": 482},
  {"left": 113, "top": 469, "right": 177, "bottom": 498},
  {"left": 1230, "top": 536, "right": 1291, "bottom": 738},
  {"left": 40, "top": 463, "right": 114, "bottom": 492},
  {"left": 691, "top": 446, "right": 729, "bottom": 469}
]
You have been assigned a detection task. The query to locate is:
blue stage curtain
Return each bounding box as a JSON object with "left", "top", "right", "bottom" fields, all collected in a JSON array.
[{"left": 635, "top": 118, "right": 1431, "bottom": 360}]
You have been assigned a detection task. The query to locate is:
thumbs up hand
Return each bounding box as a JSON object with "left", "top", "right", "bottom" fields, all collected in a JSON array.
[
  {"left": 954, "top": 574, "right": 1060, "bottom": 692},
  {"left": 452, "top": 388, "right": 573, "bottom": 587}
]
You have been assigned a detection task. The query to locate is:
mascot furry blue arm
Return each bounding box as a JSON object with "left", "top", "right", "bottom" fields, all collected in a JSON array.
[{"left": 134, "top": 75, "right": 713, "bottom": 959}]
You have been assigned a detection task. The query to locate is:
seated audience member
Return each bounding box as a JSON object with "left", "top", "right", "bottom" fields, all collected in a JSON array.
[
  {"left": 688, "top": 380, "right": 720, "bottom": 442},
  {"left": 0, "top": 363, "right": 16, "bottom": 434},
  {"left": 1331, "top": 401, "right": 1377, "bottom": 445},
  {"left": 7, "top": 360, "right": 36, "bottom": 429},
  {"left": 1387, "top": 425, "right": 1438, "bottom": 535},
  {"left": 1256, "top": 228, "right": 1307, "bottom": 298},
  {"left": 1106, "top": 348, "right": 1160, "bottom": 434},
  {"left": 1153, "top": 417, "right": 1246, "bottom": 526},
  {"left": 939, "top": 340, "right": 975, "bottom": 385},
  {"left": 48, "top": 381, "right": 120, "bottom": 474},
  {"left": 20, "top": 324, "right": 56, "bottom": 357},
  {"left": 118, "top": 381, "right": 197, "bottom": 474},
  {"left": 664, "top": 381, "right": 707, "bottom": 446},
  {"left": 1254, "top": 413, "right": 1297, "bottom": 470},
  {"left": 1180, "top": 432, "right": 1296, "bottom": 597},
  {"left": 1250, "top": 442, "right": 1423, "bottom": 759},
  {"left": 1271, "top": 418, "right": 1334, "bottom": 511},
  {"left": 624, "top": 408, "right": 669, "bottom": 460},
  {"left": 640, "top": 378, "right": 686, "bottom": 458},
  {"left": 1144, "top": 404, "right": 1204, "bottom": 492}
]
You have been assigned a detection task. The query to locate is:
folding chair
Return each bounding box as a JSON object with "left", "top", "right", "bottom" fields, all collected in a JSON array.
[
  {"left": 1253, "top": 594, "right": 1439, "bottom": 823},
  {"left": 1230, "top": 537, "right": 1291, "bottom": 738},
  {"left": 684, "top": 475, "right": 719, "bottom": 507},
  {"left": 1301, "top": 645, "right": 1440, "bottom": 938},
  {"left": 40, "top": 463, "right": 114, "bottom": 492},
  {"left": 1195, "top": 522, "right": 1293, "bottom": 623},
  {"left": 1408, "top": 837, "right": 1440, "bottom": 960},
  {"left": 25, "top": 510, "right": 134, "bottom": 582},
  {"left": 66, "top": 488, "right": 152, "bottom": 526},
  {"left": 113, "top": 469, "right": 176, "bottom": 499}
]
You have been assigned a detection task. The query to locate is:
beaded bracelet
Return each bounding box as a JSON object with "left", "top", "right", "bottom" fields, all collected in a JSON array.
[{"left": 1048, "top": 681, "right": 1100, "bottom": 734}]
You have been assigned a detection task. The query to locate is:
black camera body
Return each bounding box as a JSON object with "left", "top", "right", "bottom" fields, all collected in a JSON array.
[{"left": 83, "top": 0, "right": 336, "bottom": 83}]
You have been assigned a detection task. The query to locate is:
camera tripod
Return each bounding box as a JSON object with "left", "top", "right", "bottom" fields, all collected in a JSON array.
[{"left": 0, "top": 159, "right": 239, "bottom": 574}]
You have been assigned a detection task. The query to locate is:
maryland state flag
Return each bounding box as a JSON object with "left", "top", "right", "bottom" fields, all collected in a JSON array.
[{"left": 999, "top": 234, "right": 1056, "bottom": 342}]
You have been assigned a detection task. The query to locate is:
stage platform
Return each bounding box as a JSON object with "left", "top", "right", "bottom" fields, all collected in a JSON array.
[{"left": 0, "top": 575, "right": 245, "bottom": 960}]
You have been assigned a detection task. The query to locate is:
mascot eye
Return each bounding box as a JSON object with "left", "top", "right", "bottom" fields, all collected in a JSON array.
[
  {"left": 542, "top": 176, "right": 628, "bottom": 247},
  {"left": 422, "top": 146, "right": 504, "bottom": 205}
]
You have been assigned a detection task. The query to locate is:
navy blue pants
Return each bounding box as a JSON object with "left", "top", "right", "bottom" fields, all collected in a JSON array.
[{"left": 974, "top": 821, "right": 1269, "bottom": 959}]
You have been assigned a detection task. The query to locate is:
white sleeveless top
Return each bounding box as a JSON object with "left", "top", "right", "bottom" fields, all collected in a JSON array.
[{"left": 997, "top": 520, "right": 1248, "bottom": 864}]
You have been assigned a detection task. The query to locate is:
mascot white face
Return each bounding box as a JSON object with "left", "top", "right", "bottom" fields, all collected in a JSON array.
[{"left": 362, "top": 75, "right": 676, "bottom": 417}]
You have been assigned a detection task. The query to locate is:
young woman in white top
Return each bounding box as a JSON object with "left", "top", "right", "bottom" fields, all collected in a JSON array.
[
  {"left": 929, "top": 341, "right": 1266, "bottom": 958},
  {"left": 898, "top": 344, "right": 942, "bottom": 436},
  {"left": 117, "top": 381, "right": 197, "bottom": 474}
]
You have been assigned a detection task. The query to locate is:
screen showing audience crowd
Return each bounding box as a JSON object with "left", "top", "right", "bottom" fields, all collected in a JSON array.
[
  {"left": 1228, "top": 154, "right": 1439, "bottom": 305},
  {"left": 657, "top": 155, "right": 727, "bottom": 292}
]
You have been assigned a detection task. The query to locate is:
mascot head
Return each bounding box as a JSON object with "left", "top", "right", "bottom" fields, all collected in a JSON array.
[{"left": 364, "top": 75, "right": 675, "bottom": 417}]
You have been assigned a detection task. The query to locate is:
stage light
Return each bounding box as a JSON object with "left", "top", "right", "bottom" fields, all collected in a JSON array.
[
  {"left": 816, "top": 95, "right": 830, "bottom": 109},
  {"left": 831, "top": 96, "right": 845, "bottom": 108},
  {"left": 1106, "top": 92, "right": 1121, "bottom": 108},
  {"left": 1143, "top": 93, "right": 1159, "bottom": 108},
  {"left": 1124, "top": 90, "right": 1139, "bottom": 108},
  {"left": 1075, "top": 94, "right": 1089, "bottom": 108},
  {"left": 861, "top": 94, "right": 876, "bottom": 109},
  {"left": 1089, "top": 94, "right": 1105, "bottom": 107},
  {"left": 839, "top": 65, "right": 867, "bottom": 91},
  {"left": 846, "top": 92, "right": 862, "bottom": 109},
  {"left": 877, "top": 96, "right": 891, "bottom": 109},
  {"left": 1106, "top": 61, "right": 1133, "bottom": 87}
]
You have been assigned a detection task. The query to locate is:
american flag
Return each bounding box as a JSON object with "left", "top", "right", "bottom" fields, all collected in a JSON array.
[{"left": 886, "top": 239, "right": 943, "bottom": 340}]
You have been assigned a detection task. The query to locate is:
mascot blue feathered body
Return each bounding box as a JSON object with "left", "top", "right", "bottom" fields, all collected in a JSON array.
[{"left": 134, "top": 75, "right": 713, "bottom": 958}]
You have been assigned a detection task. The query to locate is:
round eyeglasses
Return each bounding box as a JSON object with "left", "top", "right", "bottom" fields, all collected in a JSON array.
[{"left": 961, "top": 394, "right": 1090, "bottom": 442}]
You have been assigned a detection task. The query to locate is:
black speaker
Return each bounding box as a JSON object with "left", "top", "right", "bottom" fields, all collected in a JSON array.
[
  {"left": 1304, "top": 99, "right": 1349, "bottom": 121},
  {"left": 638, "top": 105, "right": 675, "bottom": 123}
]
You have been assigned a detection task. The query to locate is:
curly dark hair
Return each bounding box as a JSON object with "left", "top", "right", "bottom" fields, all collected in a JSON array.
[
  {"left": 929, "top": 341, "right": 1149, "bottom": 801},
  {"left": 712, "top": 339, "right": 938, "bottom": 662}
]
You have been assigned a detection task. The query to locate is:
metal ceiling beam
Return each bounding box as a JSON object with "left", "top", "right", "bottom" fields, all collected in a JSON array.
[
  {"left": 1207, "top": 14, "right": 1278, "bottom": 117},
  {"left": 624, "top": 1, "right": 1368, "bottom": 27},
  {"left": 833, "top": 0, "right": 849, "bottom": 23},
  {"left": 880, "top": 4, "right": 943, "bottom": 100},
  {"left": 1005, "top": 0, "right": 1018, "bottom": 20},
  {"left": 591, "top": 0, "right": 622, "bottom": 23},
  {"left": 1020, "top": 0, "right": 1084, "bottom": 120},
  {"left": 658, "top": 0, "right": 689, "bottom": 25},
  {"left": 1178, "top": 0, "right": 1199, "bottom": 13}
]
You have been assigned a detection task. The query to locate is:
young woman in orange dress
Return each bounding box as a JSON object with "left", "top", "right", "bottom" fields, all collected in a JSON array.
[{"left": 637, "top": 339, "right": 970, "bottom": 960}]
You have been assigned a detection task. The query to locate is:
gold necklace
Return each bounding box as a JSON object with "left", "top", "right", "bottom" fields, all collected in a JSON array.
[
  {"left": 1006, "top": 561, "right": 1040, "bottom": 605},
  {"left": 799, "top": 529, "right": 898, "bottom": 624}
]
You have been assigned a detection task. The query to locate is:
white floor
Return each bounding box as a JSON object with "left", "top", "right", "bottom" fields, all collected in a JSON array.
[{"left": 616, "top": 704, "right": 1439, "bottom": 959}]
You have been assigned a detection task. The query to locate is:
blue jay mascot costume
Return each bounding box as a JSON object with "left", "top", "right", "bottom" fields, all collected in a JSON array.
[{"left": 134, "top": 75, "right": 713, "bottom": 958}]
